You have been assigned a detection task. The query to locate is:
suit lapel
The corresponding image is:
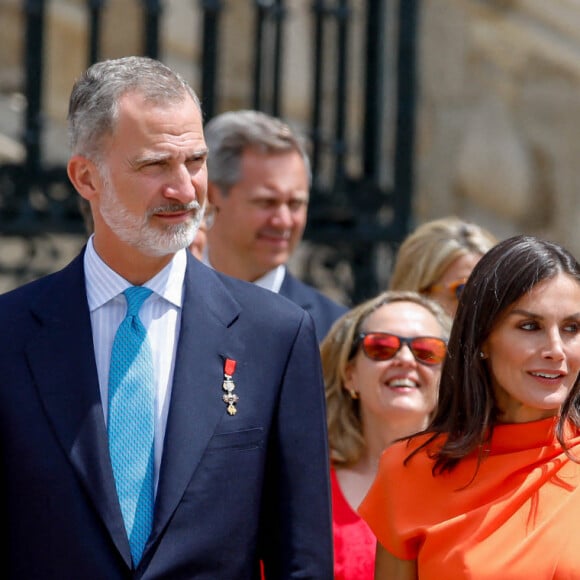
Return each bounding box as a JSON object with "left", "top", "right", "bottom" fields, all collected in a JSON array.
[
  {"left": 24, "top": 254, "right": 132, "bottom": 566},
  {"left": 152, "top": 258, "right": 243, "bottom": 537}
]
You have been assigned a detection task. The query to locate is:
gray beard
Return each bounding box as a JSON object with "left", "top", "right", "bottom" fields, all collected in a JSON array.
[{"left": 98, "top": 177, "right": 205, "bottom": 257}]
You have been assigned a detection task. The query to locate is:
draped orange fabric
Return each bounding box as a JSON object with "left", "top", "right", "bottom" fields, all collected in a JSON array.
[{"left": 359, "top": 418, "right": 580, "bottom": 579}]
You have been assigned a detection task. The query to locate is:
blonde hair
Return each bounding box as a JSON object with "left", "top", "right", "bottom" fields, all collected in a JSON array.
[
  {"left": 321, "top": 290, "right": 452, "bottom": 467},
  {"left": 389, "top": 216, "right": 498, "bottom": 293}
]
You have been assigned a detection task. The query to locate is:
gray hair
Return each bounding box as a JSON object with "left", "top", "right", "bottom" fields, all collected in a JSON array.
[
  {"left": 204, "top": 109, "right": 312, "bottom": 191},
  {"left": 67, "top": 56, "right": 201, "bottom": 161}
]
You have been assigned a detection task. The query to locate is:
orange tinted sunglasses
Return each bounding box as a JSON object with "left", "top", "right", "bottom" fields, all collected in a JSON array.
[
  {"left": 429, "top": 277, "right": 468, "bottom": 300},
  {"left": 353, "top": 332, "right": 447, "bottom": 366}
]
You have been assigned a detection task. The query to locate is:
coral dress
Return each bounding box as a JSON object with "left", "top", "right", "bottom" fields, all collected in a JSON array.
[
  {"left": 359, "top": 418, "right": 580, "bottom": 580},
  {"left": 331, "top": 468, "right": 376, "bottom": 580}
]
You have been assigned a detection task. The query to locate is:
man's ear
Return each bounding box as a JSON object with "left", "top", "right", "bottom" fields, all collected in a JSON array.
[{"left": 67, "top": 155, "right": 101, "bottom": 202}]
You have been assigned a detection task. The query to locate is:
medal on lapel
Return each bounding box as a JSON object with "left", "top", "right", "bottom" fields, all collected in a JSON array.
[{"left": 222, "top": 358, "right": 238, "bottom": 415}]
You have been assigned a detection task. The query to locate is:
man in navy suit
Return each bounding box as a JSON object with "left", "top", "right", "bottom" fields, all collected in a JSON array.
[
  {"left": 0, "top": 56, "right": 333, "bottom": 578},
  {"left": 201, "top": 110, "right": 348, "bottom": 342}
]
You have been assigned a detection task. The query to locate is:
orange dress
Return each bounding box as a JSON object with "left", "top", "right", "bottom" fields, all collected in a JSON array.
[{"left": 359, "top": 418, "right": 580, "bottom": 579}]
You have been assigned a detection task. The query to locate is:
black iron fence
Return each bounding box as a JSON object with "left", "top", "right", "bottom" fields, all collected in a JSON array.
[{"left": 0, "top": 0, "right": 419, "bottom": 305}]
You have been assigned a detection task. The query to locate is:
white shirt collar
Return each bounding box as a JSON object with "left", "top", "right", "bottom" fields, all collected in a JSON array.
[
  {"left": 253, "top": 264, "right": 286, "bottom": 293},
  {"left": 84, "top": 235, "right": 187, "bottom": 311},
  {"left": 201, "top": 245, "right": 285, "bottom": 293}
]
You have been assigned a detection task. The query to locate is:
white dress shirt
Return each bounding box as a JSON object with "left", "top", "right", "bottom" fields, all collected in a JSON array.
[
  {"left": 201, "top": 246, "right": 286, "bottom": 292},
  {"left": 84, "top": 236, "right": 186, "bottom": 492}
]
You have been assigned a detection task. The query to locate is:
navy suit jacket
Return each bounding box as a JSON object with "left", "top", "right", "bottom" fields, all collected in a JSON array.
[
  {"left": 0, "top": 250, "right": 333, "bottom": 579},
  {"left": 279, "top": 271, "right": 348, "bottom": 342}
]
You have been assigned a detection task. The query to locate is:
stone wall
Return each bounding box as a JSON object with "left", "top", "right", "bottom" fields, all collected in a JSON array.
[{"left": 416, "top": 0, "right": 580, "bottom": 254}]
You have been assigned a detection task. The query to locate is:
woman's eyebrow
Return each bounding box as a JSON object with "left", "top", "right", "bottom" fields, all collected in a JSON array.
[{"left": 508, "top": 308, "right": 580, "bottom": 320}]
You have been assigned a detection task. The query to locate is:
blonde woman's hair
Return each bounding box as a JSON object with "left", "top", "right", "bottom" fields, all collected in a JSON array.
[
  {"left": 389, "top": 216, "right": 498, "bottom": 293},
  {"left": 321, "top": 290, "right": 452, "bottom": 467}
]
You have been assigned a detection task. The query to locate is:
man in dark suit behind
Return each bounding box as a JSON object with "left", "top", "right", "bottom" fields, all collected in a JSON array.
[
  {"left": 0, "top": 56, "right": 333, "bottom": 579},
  {"left": 201, "top": 109, "right": 348, "bottom": 342}
]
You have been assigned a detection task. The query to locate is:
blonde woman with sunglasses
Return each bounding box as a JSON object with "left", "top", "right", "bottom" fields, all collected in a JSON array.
[
  {"left": 389, "top": 216, "right": 498, "bottom": 316},
  {"left": 321, "top": 291, "right": 451, "bottom": 580}
]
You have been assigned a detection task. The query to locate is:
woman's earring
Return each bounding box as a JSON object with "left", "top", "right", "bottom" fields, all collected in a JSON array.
[
  {"left": 349, "top": 389, "right": 359, "bottom": 400},
  {"left": 479, "top": 351, "right": 486, "bottom": 359}
]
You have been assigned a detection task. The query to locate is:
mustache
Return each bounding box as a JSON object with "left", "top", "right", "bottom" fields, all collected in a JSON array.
[{"left": 149, "top": 201, "right": 202, "bottom": 214}]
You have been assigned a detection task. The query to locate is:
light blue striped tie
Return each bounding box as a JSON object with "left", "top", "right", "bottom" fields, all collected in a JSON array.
[{"left": 108, "top": 286, "right": 155, "bottom": 566}]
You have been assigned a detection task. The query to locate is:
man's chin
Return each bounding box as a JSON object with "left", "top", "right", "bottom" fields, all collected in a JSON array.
[
  {"left": 258, "top": 257, "right": 287, "bottom": 274},
  {"left": 264, "top": 250, "right": 290, "bottom": 267},
  {"left": 136, "top": 230, "right": 195, "bottom": 257}
]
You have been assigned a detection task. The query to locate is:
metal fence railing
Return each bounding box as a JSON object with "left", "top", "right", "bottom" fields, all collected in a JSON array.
[{"left": 0, "top": 0, "right": 419, "bottom": 304}]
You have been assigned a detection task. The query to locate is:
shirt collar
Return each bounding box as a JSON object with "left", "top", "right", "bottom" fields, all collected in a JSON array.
[
  {"left": 84, "top": 235, "right": 187, "bottom": 311},
  {"left": 253, "top": 264, "right": 285, "bottom": 293},
  {"left": 201, "top": 245, "right": 285, "bottom": 293}
]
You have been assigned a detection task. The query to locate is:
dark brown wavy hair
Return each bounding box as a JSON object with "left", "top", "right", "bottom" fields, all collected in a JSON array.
[{"left": 407, "top": 234, "right": 580, "bottom": 475}]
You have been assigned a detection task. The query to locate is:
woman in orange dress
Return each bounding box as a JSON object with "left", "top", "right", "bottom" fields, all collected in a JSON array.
[
  {"left": 359, "top": 235, "right": 580, "bottom": 579},
  {"left": 321, "top": 291, "right": 451, "bottom": 579}
]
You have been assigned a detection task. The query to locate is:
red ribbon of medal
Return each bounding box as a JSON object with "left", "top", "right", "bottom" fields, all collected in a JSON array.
[{"left": 222, "top": 358, "right": 238, "bottom": 415}]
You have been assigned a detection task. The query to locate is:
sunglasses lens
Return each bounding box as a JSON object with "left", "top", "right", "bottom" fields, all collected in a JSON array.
[
  {"left": 409, "top": 338, "right": 446, "bottom": 365},
  {"left": 360, "top": 333, "right": 447, "bottom": 365},
  {"left": 362, "top": 334, "right": 400, "bottom": 361},
  {"left": 453, "top": 283, "right": 466, "bottom": 300}
]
